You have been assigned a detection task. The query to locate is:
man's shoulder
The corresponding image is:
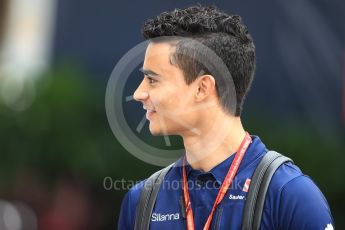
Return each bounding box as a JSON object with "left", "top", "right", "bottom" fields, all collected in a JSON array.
[
  {"left": 121, "top": 178, "right": 147, "bottom": 216},
  {"left": 269, "top": 160, "right": 304, "bottom": 191},
  {"left": 263, "top": 158, "right": 334, "bottom": 229},
  {"left": 271, "top": 161, "right": 327, "bottom": 202},
  {"left": 267, "top": 158, "right": 325, "bottom": 198},
  {"left": 266, "top": 157, "right": 325, "bottom": 196},
  {"left": 118, "top": 178, "right": 148, "bottom": 230},
  {"left": 124, "top": 162, "right": 177, "bottom": 207},
  {"left": 127, "top": 178, "right": 147, "bottom": 198}
]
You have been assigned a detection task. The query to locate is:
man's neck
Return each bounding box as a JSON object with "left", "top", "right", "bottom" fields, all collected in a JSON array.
[{"left": 182, "top": 115, "right": 246, "bottom": 172}]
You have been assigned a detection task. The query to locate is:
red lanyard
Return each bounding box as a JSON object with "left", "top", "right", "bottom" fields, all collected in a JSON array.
[{"left": 182, "top": 132, "right": 252, "bottom": 230}]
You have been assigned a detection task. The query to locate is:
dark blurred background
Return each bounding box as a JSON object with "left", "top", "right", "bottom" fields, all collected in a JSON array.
[{"left": 0, "top": 0, "right": 344, "bottom": 229}]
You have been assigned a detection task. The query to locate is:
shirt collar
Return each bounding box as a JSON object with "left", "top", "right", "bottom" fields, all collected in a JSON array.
[{"left": 176, "top": 135, "right": 266, "bottom": 186}]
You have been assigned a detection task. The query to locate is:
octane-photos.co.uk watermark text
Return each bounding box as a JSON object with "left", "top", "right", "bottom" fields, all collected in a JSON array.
[{"left": 103, "top": 176, "right": 245, "bottom": 191}]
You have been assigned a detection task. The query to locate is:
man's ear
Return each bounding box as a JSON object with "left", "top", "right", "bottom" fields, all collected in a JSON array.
[{"left": 195, "top": 75, "right": 217, "bottom": 102}]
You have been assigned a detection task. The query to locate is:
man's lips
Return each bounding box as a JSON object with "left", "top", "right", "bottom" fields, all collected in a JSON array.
[
  {"left": 146, "top": 110, "right": 156, "bottom": 120},
  {"left": 143, "top": 106, "right": 156, "bottom": 120}
]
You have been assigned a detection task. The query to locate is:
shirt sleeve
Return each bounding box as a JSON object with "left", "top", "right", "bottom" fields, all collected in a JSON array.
[{"left": 278, "top": 175, "right": 334, "bottom": 230}]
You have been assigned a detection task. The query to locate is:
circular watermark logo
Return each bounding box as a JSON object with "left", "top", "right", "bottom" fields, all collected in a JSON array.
[{"left": 105, "top": 37, "right": 236, "bottom": 166}]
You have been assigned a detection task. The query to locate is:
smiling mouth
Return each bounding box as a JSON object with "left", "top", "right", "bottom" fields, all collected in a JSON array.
[
  {"left": 143, "top": 106, "right": 156, "bottom": 120},
  {"left": 146, "top": 110, "right": 156, "bottom": 120}
]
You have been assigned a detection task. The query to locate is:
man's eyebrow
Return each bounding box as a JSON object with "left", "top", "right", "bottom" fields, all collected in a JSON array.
[{"left": 139, "top": 67, "right": 160, "bottom": 77}]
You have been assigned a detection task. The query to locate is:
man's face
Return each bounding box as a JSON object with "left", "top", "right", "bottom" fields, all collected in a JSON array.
[{"left": 133, "top": 42, "right": 199, "bottom": 136}]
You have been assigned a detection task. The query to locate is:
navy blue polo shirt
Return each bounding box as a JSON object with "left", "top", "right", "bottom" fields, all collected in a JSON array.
[{"left": 118, "top": 136, "right": 334, "bottom": 230}]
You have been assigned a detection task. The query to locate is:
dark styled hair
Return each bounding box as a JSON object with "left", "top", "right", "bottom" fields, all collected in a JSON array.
[{"left": 142, "top": 5, "right": 255, "bottom": 116}]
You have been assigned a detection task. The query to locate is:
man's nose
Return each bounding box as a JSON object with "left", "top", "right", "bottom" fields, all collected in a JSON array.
[{"left": 133, "top": 81, "right": 149, "bottom": 102}]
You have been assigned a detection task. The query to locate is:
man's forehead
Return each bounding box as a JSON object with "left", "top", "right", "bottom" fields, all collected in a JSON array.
[
  {"left": 144, "top": 42, "right": 178, "bottom": 71},
  {"left": 145, "top": 41, "right": 175, "bottom": 58},
  {"left": 142, "top": 41, "right": 186, "bottom": 80}
]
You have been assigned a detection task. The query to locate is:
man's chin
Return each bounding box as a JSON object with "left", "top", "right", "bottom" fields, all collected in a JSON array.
[
  {"left": 149, "top": 129, "right": 165, "bottom": 136},
  {"left": 149, "top": 126, "right": 172, "bottom": 136}
]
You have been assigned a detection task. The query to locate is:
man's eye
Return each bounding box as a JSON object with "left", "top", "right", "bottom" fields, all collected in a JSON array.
[{"left": 147, "top": 77, "right": 157, "bottom": 84}]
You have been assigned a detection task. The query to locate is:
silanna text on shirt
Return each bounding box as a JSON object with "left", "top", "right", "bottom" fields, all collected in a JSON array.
[{"left": 151, "top": 212, "right": 180, "bottom": 222}]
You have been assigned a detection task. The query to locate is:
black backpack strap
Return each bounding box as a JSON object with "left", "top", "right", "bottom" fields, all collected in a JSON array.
[
  {"left": 242, "top": 151, "right": 293, "bottom": 230},
  {"left": 134, "top": 163, "right": 174, "bottom": 230}
]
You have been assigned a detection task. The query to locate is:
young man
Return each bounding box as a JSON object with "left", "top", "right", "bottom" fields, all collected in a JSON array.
[{"left": 118, "top": 5, "right": 334, "bottom": 230}]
